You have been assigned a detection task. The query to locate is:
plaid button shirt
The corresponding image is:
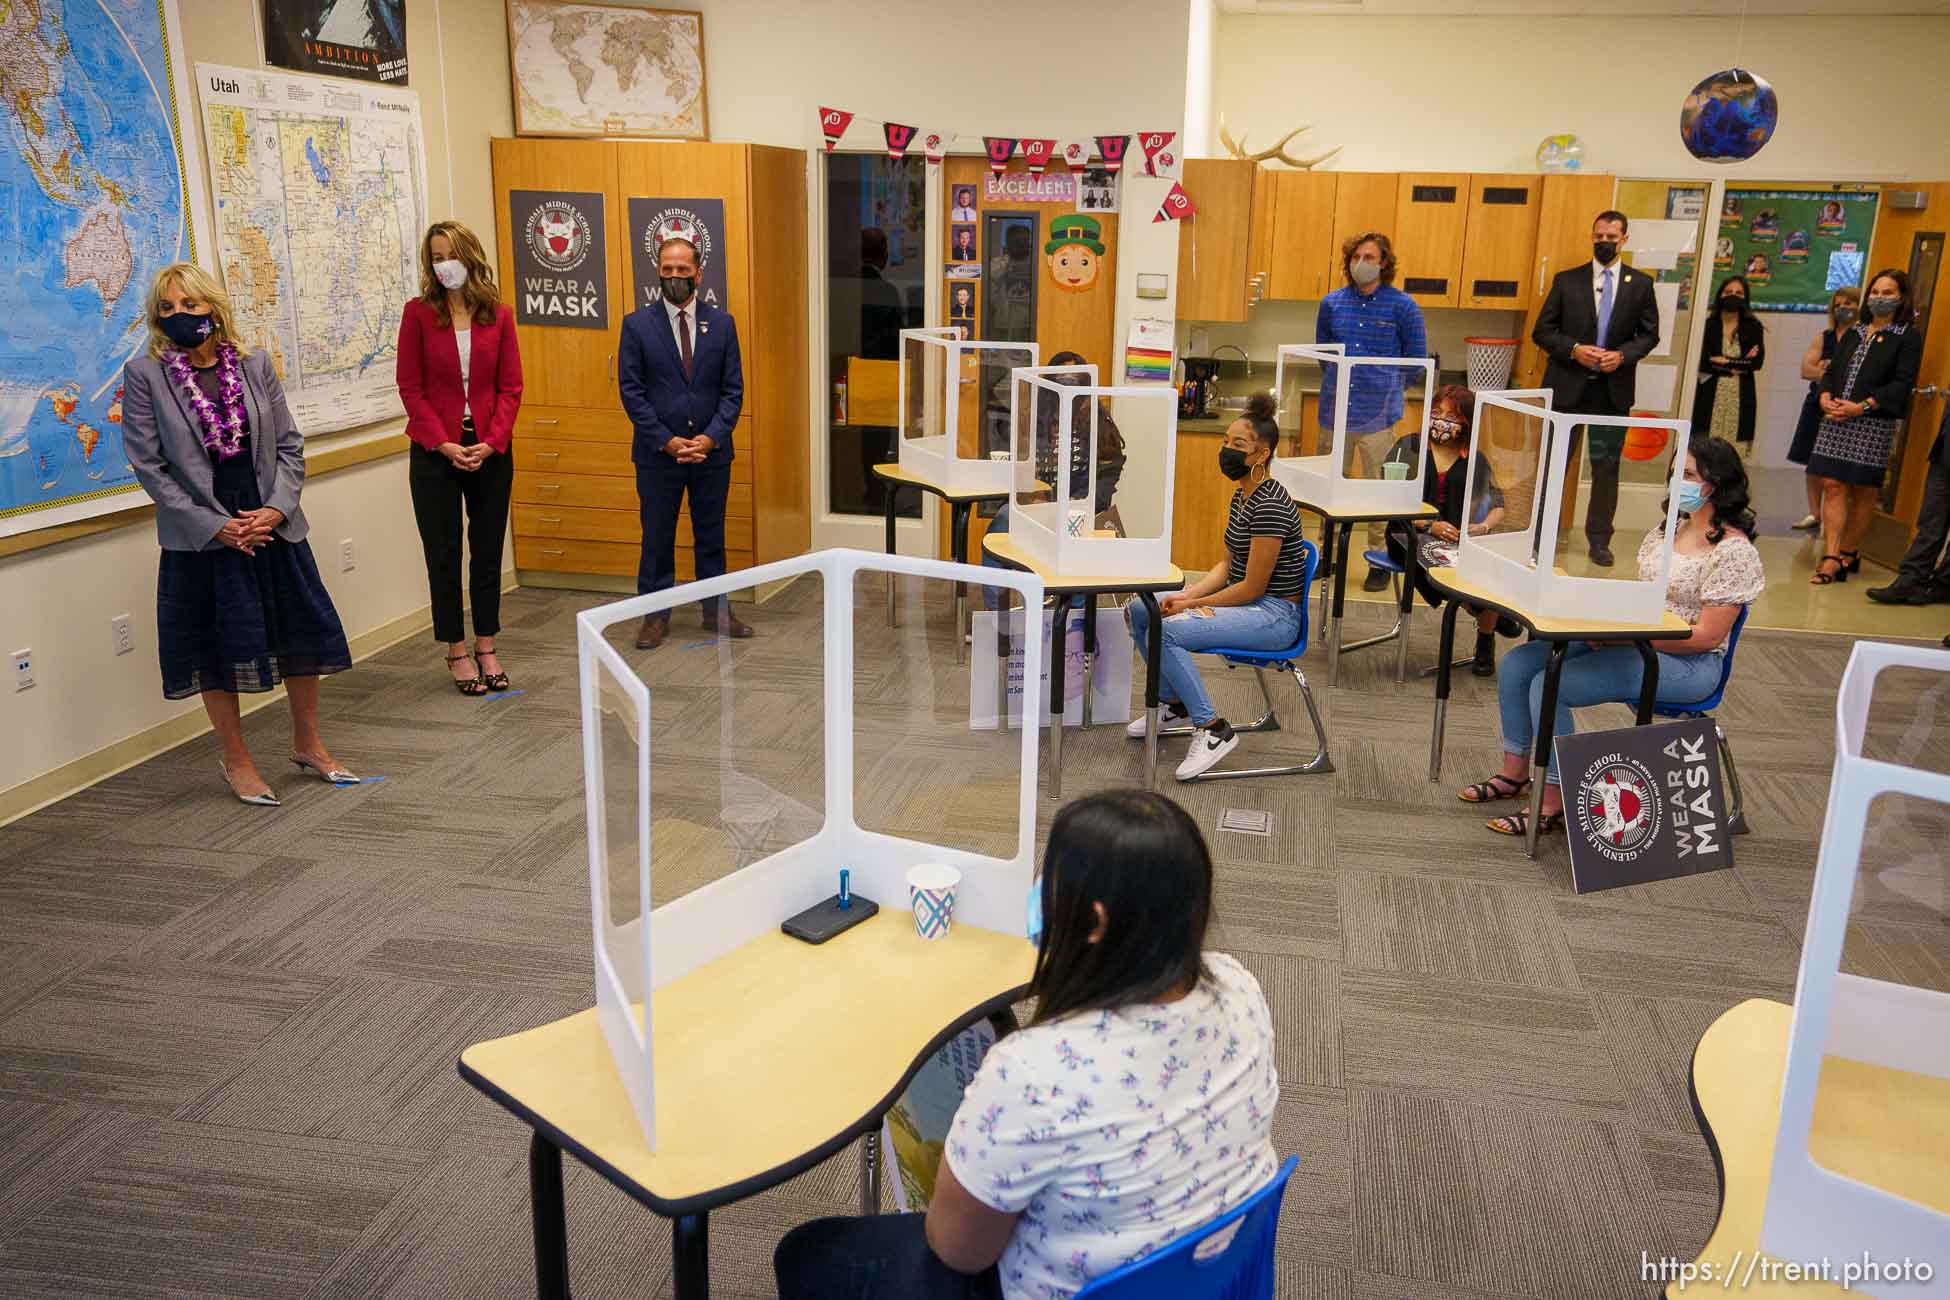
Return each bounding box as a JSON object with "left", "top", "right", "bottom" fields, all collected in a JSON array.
[{"left": 1314, "top": 284, "right": 1429, "bottom": 434}]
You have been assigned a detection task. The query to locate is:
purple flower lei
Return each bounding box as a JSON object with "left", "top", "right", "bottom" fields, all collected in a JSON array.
[{"left": 163, "top": 342, "right": 248, "bottom": 460}]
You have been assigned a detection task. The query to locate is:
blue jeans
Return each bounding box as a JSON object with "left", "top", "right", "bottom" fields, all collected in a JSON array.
[
  {"left": 1498, "top": 640, "right": 1722, "bottom": 784},
  {"left": 1126, "top": 595, "right": 1303, "bottom": 727}
]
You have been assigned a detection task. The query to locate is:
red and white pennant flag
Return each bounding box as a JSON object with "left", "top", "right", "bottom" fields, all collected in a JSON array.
[
  {"left": 817, "top": 106, "right": 853, "bottom": 152},
  {"left": 1019, "top": 139, "right": 1057, "bottom": 174},
  {"left": 882, "top": 122, "right": 918, "bottom": 159},
  {"left": 1139, "top": 131, "right": 1179, "bottom": 178},
  {"left": 921, "top": 128, "right": 951, "bottom": 166},
  {"left": 1055, "top": 138, "right": 1092, "bottom": 172},
  {"left": 1153, "top": 181, "right": 1196, "bottom": 223}
]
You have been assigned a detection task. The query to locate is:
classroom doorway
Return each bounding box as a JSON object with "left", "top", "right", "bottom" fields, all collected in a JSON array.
[{"left": 1861, "top": 230, "right": 1944, "bottom": 566}]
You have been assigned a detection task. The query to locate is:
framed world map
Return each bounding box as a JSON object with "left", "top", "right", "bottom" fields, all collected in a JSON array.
[{"left": 506, "top": 1, "right": 709, "bottom": 140}]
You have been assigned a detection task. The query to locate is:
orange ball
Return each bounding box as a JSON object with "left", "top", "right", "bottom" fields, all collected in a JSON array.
[{"left": 1622, "top": 422, "right": 1670, "bottom": 462}]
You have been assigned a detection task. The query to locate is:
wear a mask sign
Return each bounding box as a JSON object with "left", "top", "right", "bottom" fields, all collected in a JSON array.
[
  {"left": 1555, "top": 719, "right": 1735, "bottom": 894},
  {"left": 628, "top": 197, "right": 729, "bottom": 314},
  {"left": 510, "top": 190, "right": 609, "bottom": 329}
]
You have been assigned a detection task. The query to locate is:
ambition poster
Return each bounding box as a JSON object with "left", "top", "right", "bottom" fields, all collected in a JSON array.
[{"left": 262, "top": 0, "right": 409, "bottom": 85}]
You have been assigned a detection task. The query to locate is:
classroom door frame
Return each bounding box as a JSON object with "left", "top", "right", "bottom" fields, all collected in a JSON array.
[{"left": 1861, "top": 225, "right": 1946, "bottom": 567}]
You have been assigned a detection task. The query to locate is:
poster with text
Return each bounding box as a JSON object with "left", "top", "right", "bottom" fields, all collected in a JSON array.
[
  {"left": 628, "top": 197, "right": 728, "bottom": 314},
  {"left": 1557, "top": 720, "right": 1735, "bottom": 894},
  {"left": 261, "top": 0, "right": 408, "bottom": 85},
  {"left": 1718, "top": 189, "right": 1878, "bottom": 312},
  {"left": 510, "top": 190, "right": 609, "bottom": 328}
]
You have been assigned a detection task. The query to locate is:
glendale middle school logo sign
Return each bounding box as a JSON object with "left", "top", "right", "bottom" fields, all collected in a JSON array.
[
  {"left": 1556, "top": 719, "right": 1734, "bottom": 894},
  {"left": 510, "top": 190, "right": 609, "bottom": 329}
]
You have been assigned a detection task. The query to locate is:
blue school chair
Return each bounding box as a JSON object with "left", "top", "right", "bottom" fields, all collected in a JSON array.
[
  {"left": 1073, "top": 1155, "right": 1299, "bottom": 1299},
  {"left": 1648, "top": 603, "right": 1751, "bottom": 835}
]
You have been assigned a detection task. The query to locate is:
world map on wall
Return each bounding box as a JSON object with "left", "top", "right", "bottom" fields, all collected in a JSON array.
[
  {"left": 0, "top": 0, "right": 200, "bottom": 538},
  {"left": 508, "top": 0, "right": 706, "bottom": 139}
]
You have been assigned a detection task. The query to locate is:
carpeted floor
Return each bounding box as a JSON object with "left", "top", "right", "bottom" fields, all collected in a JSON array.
[{"left": 0, "top": 579, "right": 1945, "bottom": 1300}]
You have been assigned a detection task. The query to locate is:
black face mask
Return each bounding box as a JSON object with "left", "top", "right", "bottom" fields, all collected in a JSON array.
[
  {"left": 159, "top": 311, "right": 215, "bottom": 350},
  {"left": 1218, "top": 447, "right": 1253, "bottom": 480},
  {"left": 1592, "top": 241, "right": 1620, "bottom": 266},
  {"left": 1717, "top": 295, "right": 1745, "bottom": 313},
  {"left": 660, "top": 274, "right": 696, "bottom": 306}
]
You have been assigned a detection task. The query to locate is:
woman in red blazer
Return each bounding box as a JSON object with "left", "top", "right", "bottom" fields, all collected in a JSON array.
[{"left": 398, "top": 220, "right": 523, "bottom": 694}]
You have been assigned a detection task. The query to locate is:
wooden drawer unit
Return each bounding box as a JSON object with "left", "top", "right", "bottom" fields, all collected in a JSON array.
[
  {"left": 516, "top": 537, "right": 752, "bottom": 578},
  {"left": 514, "top": 405, "right": 632, "bottom": 443},
  {"left": 516, "top": 438, "right": 634, "bottom": 477},
  {"left": 515, "top": 504, "right": 754, "bottom": 550},
  {"left": 516, "top": 473, "right": 755, "bottom": 514}
]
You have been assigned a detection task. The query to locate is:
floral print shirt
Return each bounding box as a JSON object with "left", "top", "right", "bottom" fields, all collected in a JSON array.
[
  {"left": 1636, "top": 528, "right": 1766, "bottom": 644},
  {"left": 944, "top": 952, "right": 1280, "bottom": 1299}
]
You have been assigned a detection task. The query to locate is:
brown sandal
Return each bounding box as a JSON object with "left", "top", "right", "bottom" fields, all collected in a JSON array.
[
  {"left": 447, "top": 652, "right": 488, "bottom": 696},
  {"left": 1460, "top": 773, "right": 1533, "bottom": 804}
]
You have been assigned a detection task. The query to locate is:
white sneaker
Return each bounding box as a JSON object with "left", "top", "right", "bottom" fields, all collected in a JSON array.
[
  {"left": 1175, "top": 723, "right": 1239, "bottom": 780},
  {"left": 1791, "top": 514, "right": 1819, "bottom": 530},
  {"left": 1127, "top": 701, "right": 1190, "bottom": 738}
]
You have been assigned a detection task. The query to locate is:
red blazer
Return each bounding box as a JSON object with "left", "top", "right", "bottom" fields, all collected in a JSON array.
[{"left": 396, "top": 298, "right": 523, "bottom": 453}]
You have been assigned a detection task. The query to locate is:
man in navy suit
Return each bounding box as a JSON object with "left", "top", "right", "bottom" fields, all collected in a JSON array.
[{"left": 619, "top": 235, "right": 751, "bottom": 648}]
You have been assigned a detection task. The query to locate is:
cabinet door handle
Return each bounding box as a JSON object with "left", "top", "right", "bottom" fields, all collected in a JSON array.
[
  {"left": 540, "top": 548, "right": 565, "bottom": 557},
  {"left": 608, "top": 354, "right": 616, "bottom": 382},
  {"left": 539, "top": 516, "right": 562, "bottom": 525},
  {"left": 535, "top": 418, "right": 560, "bottom": 427},
  {"left": 535, "top": 450, "right": 560, "bottom": 462},
  {"left": 1536, "top": 255, "right": 1549, "bottom": 296},
  {"left": 539, "top": 483, "right": 561, "bottom": 494}
]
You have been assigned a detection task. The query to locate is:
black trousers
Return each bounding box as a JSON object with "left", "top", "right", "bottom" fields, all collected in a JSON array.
[
  {"left": 1563, "top": 390, "right": 1628, "bottom": 548},
  {"left": 408, "top": 420, "right": 512, "bottom": 644},
  {"left": 774, "top": 1213, "right": 1002, "bottom": 1300},
  {"left": 636, "top": 453, "right": 732, "bottom": 613},
  {"left": 1897, "top": 456, "right": 1950, "bottom": 586}
]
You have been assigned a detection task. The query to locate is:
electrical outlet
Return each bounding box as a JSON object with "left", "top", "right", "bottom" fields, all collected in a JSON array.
[
  {"left": 339, "top": 538, "right": 356, "bottom": 572},
  {"left": 12, "top": 648, "right": 31, "bottom": 691},
  {"left": 111, "top": 614, "right": 134, "bottom": 656}
]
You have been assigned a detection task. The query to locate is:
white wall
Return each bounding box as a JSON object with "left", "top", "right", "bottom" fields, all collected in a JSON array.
[
  {"left": 0, "top": 0, "right": 516, "bottom": 807},
  {"left": 1215, "top": 15, "right": 1950, "bottom": 180}
]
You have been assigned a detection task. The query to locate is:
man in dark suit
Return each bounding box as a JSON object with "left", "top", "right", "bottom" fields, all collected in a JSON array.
[
  {"left": 1531, "top": 210, "right": 1661, "bottom": 566},
  {"left": 619, "top": 235, "right": 750, "bottom": 648}
]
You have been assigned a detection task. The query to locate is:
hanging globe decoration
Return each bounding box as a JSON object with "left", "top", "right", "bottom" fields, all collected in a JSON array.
[
  {"left": 1680, "top": 68, "right": 1779, "bottom": 163},
  {"left": 1535, "top": 134, "right": 1584, "bottom": 173}
]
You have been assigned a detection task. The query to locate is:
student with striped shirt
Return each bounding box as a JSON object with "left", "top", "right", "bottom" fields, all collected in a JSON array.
[{"left": 1127, "top": 393, "right": 1310, "bottom": 780}]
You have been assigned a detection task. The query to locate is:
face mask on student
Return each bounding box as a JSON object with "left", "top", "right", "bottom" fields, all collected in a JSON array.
[
  {"left": 1349, "top": 261, "right": 1381, "bottom": 287},
  {"left": 1867, "top": 295, "right": 1899, "bottom": 319},
  {"left": 1429, "top": 417, "right": 1463, "bottom": 444},
  {"left": 1218, "top": 446, "right": 1254, "bottom": 480},
  {"left": 661, "top": 274, "right": 697, "bottom": 306},
  {"left": 1025, "top": 878, "right": 1043, "bottom": 946},
  {"left": 159, "top": 311, "right": 214, "bottom": 350},
  {"left": 434, "top": 259, "right": 468, "bottom": 291},
  {"left": 1677, "top": 481, "right": 1709, "bottom": 515}
]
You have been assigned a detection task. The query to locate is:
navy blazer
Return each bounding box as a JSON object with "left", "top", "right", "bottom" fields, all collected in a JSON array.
[{"left": 618, "top": 301, "right": 743, "bottom": 466}]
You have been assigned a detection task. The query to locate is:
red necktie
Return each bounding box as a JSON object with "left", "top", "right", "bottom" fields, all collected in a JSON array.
[{"left": 678, "top": 309, "right": 693, "bottom": 380}]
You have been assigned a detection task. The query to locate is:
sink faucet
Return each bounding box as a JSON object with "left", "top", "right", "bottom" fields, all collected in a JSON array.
[{"left": 1211, "top": 343, "right": 1252, "bottom": 375}]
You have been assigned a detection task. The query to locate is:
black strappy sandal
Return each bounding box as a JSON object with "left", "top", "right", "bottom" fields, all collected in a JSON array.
[
  {"left": 447, "top": 652, "right": 488, "bottom": 696},
  {"left": 1459, "top": 773, "right": 1533, "bottom": 804},
  {"left": 1811, "top": 555, "right": 1848, "bottom": 585},
  {"left": 477, "top": 649, "right": 511, "bottom": 694},
  {"left": 1487, "top": 808, "right": 1563, "bottom": 837},
  {"left": 1841, "top": 549, "right": 1862, "bottom": 574}
]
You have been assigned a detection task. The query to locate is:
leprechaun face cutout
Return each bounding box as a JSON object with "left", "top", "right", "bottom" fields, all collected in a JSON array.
[{"left": 1045, "top": 214, "right": 1104, "bottom": 292}]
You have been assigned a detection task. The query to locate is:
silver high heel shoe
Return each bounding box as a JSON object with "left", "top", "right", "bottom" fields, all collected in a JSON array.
[
  {"left": 290, "top": 755, "right": 361, "bottom": 785},
  {"left": 219, "top": 762, "right": 280, "bottom": 807}
]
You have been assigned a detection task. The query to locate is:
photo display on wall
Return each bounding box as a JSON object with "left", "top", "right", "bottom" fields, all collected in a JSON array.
[
  {"left": 1715, "top": 189, "right": 1878, "bottom": 311},
  {"left": 510, "top": 190, "right": 609, "bottom": 328},
  {"left": 261, "top": 0, "right": 409, "bottom": 84}
]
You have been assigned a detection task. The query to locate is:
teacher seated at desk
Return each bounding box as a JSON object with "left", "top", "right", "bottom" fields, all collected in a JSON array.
[
  {"left": 1126, "top": 393, "right": 1310, "bottom": 782},
  {"left": 1458, "top": 436, "right": 1764, "bottom": 837},
  {"left": 774, "top": 790, "right": 1280, "bottom": 1300},
  {"left": 1379, "top": 382, "right": 1521, "bottom": 677}
]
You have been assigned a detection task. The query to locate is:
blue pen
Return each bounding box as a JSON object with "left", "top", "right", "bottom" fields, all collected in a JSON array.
[{"left": 838, "top": 869, "right": 851, "bottom": 910}]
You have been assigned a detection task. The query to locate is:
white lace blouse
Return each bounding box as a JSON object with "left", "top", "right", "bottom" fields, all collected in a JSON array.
[{"left": 1636, "top": 528, "right": 1765, "bottom": 644}]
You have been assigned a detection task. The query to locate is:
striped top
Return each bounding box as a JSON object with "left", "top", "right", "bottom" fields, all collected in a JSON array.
[{"left": 1225, "top": 478, "right": 1309, "bottom": 598}]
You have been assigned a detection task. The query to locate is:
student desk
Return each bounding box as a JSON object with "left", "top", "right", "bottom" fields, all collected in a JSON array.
[
  {"left": 980, "top": 533, "right": 1183, "bottom": 798},
  {"left": 1292, "top": 496, "right": 1439, "bottom": 686},
  {"left": 1421, "top": 565, "right": 1691, "bottom": 858},
  {"left": 459, "top": 913, "right": 1032, "bottom": 1300},
  {"left": 1672, "top": 997, "right": 1950, "bottom": 1298},
  {"left": 871, "top": 462, "right": 1012, "bottom": 659}
]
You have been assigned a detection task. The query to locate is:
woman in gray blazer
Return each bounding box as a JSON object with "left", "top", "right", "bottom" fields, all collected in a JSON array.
[{"left": 121, "top": 263, "right": 356, "bottom": 806}]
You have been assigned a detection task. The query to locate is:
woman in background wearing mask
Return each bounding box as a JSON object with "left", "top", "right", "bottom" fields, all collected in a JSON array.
[
  {"left": 1807, "top": 269, "right": 1923, "bottom": 585},
  {"left": 1379, "top": 384, "right": 1517, "bottom": 678},
  {"left": 397, "top": 220, "right": 524, "bottom": 693},
  {"left": 1690, "top": 275, "right": 1766, "bottom": 457},
  {"left": 1461, "top": 438, "right": 1763, "bottom": 835},
  {"left": 122, "top": 263, "right": 355, "bottom": 806},
  {"left": 1786, "top": 286, "right": 1860, "bottom": 530},
  {"left": 1126, "top": 393, "right": 1311, "bottom": 780}
]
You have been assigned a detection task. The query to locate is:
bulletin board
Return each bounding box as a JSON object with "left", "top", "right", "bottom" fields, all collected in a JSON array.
[{"left": 1715, "top": 188, "right": 1878, "bottom": 312}]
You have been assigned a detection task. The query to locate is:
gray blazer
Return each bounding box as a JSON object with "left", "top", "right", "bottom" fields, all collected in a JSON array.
[{"left": 121, "top": 349, "right": 310, "bottom": 552}]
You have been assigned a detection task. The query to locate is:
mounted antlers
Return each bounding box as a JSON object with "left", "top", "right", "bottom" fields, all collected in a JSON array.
[{"left": 1218, "top": 114, "right": 1343, "bottom": 170}]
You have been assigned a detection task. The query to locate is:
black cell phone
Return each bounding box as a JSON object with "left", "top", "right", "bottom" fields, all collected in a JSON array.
[{"left": 781, "top": 893, "right": 879, "bottom": 945}]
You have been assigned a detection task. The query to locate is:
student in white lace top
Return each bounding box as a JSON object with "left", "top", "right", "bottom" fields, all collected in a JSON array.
[{"left": 1458, "top": 436, "right": 1765, "bottom": 837}]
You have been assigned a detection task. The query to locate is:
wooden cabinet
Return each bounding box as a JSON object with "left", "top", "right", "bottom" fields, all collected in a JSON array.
[
  {"left": 1515, "top": 173, "right": 1618, "bottom": 388},
  {"left": 1265, "top": 171, "right": 1339, "bottom": 303},
  {"left": 1394, "top": 173, "right": 1469, "bottom": 309},
  {"left": 1460, "top": 174, "right": 1543, "bottom": 311},
  {"left": 492, "top": 139, "right": 808, "bottom": 584},
  {"left": 1327, "top": 173, "right": 1399, "bottom": 296},
  {"left": 1176, "top": 159, "right": 1259, "bottom": 322}
]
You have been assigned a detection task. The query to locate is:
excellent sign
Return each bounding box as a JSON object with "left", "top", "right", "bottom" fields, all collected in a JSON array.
[{"left": 1556, "top": 719, "right": 1734, "bottom": 893}]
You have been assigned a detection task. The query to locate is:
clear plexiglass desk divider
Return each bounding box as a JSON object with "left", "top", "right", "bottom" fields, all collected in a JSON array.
[
  {"left": 1458, "top": 391, "right": 1689, "bottom": 626},
  {"left": 1761, "top": 641, "right": 1950, "bottom": 1283},
  {"left": 1268, "top": 343, "right": 1435, "bottom": 514},
  {"left": 899, "top": 327, "right": 1038, "bottom": 496},
  {"left": 575, "top": 549, "right": 1047, "bottom": 1148},
  {"left": 1008, "top": 365, "right": 1177, "bottom": 581}
]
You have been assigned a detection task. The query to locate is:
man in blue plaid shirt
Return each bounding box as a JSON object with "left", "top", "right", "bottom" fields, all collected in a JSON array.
[{"left": 1316, "top": 232, "right": 1428, "bottom": 587}]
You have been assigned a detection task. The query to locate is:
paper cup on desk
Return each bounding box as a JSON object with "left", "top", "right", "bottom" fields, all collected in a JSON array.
[
  {"left": 907, "top": 863, "right": 962, "bottom": 940},
  {"left": 1381, "top": 461, "right": 1410, "bottom": 481}
]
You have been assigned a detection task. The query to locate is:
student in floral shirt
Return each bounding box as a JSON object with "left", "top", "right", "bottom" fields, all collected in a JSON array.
[{"left": 774, "top": 791, "right": 1280, "bottom": 1299}]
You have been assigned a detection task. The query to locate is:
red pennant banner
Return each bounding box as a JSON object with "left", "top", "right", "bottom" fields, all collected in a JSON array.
[
  {"left": 1138, "top": 131, "right": 1177, "bottom": 177},
  {"left": 818, "top": 106, "right": 853, "bottom": 152},
  {"left": 1020, "top": 139, "right": 1057, "bottom": 174},
  {"left": 983, "top": 136, "right": 1019, "bottom": 173},
  {"left": 922, "top": 129, "right": 950, "bottom": 165},
  {"left": 1056, "top": 138, "right": 1091, "bottom": 172},
  {"left": 883, "top": 122, "right": 917, "bottom": 160},
  {"left": 1094, "top": 134, "right": 1130, "bottom": 173},
  {"left": 1153, "top": 181, "right": 1196, "bottom": 224}
]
